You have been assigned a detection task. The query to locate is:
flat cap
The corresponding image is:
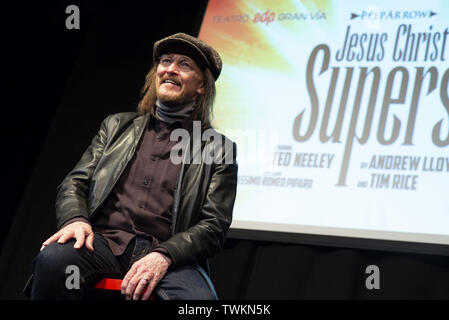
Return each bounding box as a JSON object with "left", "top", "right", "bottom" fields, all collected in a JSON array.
[{"left": 153, "top": 32, "right": 222, "bottom": 80}]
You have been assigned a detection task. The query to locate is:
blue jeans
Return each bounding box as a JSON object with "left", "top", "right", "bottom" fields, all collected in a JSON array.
[{"left": 28, "top": 234, "right": 217, "bottom": 300}]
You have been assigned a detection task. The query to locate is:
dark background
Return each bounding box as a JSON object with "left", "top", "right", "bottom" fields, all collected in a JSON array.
[{"left": 1, "top": 0, "right": 448, "bottom": 300}]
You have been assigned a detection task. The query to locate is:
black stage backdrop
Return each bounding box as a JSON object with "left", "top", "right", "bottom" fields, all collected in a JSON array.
[{"left": 1, "top": 1, "right": 448, "bottom": 300}]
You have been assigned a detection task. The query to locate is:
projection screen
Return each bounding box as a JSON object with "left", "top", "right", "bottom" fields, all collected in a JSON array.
[{"left": 198, "top": 0, "right": 449, "bottom": 254}]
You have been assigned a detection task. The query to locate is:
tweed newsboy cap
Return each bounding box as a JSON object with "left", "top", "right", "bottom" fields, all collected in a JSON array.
[{"left": 153, "top": 32, "right": 222, "bottom": 80}]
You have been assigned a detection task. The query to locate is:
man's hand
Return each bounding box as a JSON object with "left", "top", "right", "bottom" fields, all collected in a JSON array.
[
  {"left": 121, "top": 251, "right": 172, "bottom": 300},
  {"left": 40, "top": 221, "right": 94, "bottom": 252}
]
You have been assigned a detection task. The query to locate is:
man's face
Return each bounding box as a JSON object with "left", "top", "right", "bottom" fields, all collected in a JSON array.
[{"left": 156, "top": 53, "right": 205, "bottom": 105}]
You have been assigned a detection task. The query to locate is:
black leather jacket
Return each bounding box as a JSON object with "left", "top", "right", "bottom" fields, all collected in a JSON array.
[{"left": 55, "top": 112, "right": 238, "bottom": 270}]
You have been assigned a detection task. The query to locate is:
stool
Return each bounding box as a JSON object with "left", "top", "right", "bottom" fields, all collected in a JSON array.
[{"left": 83, "top": 277, "right": 156, "bottom": 300}]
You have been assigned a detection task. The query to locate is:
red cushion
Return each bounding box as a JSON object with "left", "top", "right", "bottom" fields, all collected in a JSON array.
[
  {"left": 93, "top": 278, "right": 156, "bottom": 299},
  {"left": 94, "top": 278, "right": 122, "bottom": 291}
]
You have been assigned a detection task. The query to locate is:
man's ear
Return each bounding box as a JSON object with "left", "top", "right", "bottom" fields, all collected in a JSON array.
[{"left": 196, "top": 82, "right": 205, "bottom": 95}]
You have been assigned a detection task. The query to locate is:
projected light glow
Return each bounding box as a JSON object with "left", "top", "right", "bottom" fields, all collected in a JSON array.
[{"left": 198, "top": 0, "right": 449, "bottom": 248}]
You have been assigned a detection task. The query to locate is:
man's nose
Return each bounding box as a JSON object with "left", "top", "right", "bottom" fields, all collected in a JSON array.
[{"left": 166, "top": 62, "right": 179, "bottom": 73}]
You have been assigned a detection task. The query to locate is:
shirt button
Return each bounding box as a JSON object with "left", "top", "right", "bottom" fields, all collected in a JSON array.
[
  {"left": 144, "top": 178, "right": 150, "bottom": 186},
  {"left": 151, "top": 155, "right": 157, "bottom": 161}
]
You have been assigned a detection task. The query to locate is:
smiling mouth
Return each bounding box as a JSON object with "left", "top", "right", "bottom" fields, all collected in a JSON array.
[{"left": 162, "top": 79, "right": 181, "bottom": 86}]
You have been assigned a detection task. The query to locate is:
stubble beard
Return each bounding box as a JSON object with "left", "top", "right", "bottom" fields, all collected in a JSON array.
[{"left": 156, "top": 87, "right": 195, "bottom": 107}]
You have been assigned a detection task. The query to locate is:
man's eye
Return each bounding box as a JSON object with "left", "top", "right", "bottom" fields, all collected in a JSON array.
[
  {"left": 180, "top": 62, "right": 192, "bottom": 69},
  {"left": 160, "top": 58, "right": 172, "bottom": 65}
]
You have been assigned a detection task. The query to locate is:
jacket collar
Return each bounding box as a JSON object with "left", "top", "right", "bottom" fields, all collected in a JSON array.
[{"left": 132, "top": 113, "right": 150, "bottom": 148}]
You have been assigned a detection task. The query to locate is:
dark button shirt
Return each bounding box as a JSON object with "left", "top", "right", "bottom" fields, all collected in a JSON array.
[{"left": 92, "top": 113, "right": 183, "bottom": 256}]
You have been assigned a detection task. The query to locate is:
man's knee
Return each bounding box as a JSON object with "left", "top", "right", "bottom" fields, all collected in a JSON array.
[
  {"left": 29, "top": 241, "right": 87, "bottom": 299},
  {"left": 32, "top": 240, "right": 81, "bottom": 276}
]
